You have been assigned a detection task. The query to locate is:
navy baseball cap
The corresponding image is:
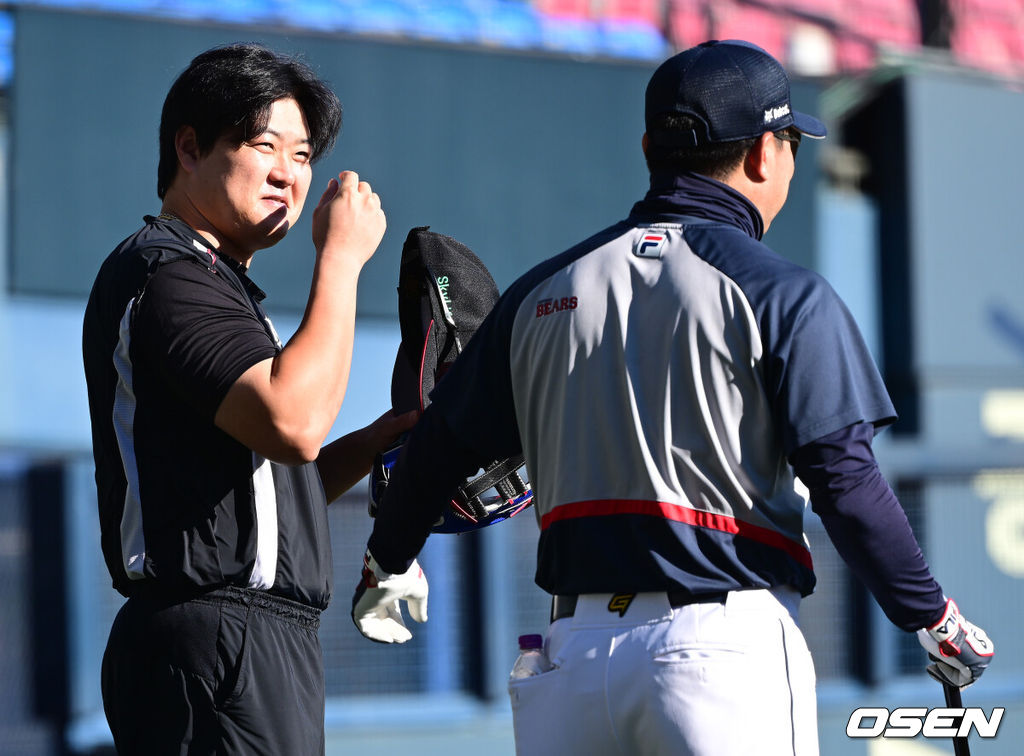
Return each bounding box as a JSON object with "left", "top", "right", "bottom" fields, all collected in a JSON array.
[{"left": 645, "top": 40, "right": 826, "bottom": 147}]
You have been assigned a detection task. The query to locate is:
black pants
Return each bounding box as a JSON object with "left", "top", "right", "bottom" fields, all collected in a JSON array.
[{"left": 101, "top": 586, "right": 325, "bottom": 755}]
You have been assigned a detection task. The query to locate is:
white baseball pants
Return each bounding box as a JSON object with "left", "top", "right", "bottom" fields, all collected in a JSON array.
[{"left": 508, "top": 587, "right": 818, "bottom": 755}]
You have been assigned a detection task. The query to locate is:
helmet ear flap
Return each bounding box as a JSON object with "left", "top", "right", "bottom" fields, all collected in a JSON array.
[
  {"left": 370, "top": 443, "right": 534, "bottom": 533},
  {"left": 373, "top": 227, "right": 533, "bottom": 534}
]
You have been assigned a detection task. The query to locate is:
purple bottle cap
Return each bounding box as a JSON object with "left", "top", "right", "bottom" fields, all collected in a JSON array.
[{"left": 518, "top": 633, "right": 543, "bottom": 649}]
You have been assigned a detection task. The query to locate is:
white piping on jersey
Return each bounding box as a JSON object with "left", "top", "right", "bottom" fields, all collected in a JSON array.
[
  {"left": 262, "top": 313, "right": 283, "bottom": 349},
  {"left": 111, "top": 297, "right": 281, "bottom": 588},
  {"left": 248, "top": 454, "right": 279, "bottom": 589},
  {"left": 112, "top": 298, "right": 147, "bottom": 579}
]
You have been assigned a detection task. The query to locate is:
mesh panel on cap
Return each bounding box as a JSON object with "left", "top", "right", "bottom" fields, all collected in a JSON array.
[{"left": 646, "top": 40, "right": 798, "bottom": 144}]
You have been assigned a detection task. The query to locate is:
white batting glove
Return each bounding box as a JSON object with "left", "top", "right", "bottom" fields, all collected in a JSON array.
[
  {"left": 916, "top": 598, "right": 994, "bottom": 689},
  {"left": 351, "top": 549, "right": 428, "bottom": 643}
]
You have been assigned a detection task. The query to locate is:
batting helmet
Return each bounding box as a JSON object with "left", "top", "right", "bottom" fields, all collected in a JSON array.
[{"left": 369, "top": 226, "right": 533, "bottom": 534}]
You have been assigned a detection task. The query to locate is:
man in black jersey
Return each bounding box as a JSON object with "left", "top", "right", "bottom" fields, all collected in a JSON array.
[{"left": 82, "top": 43, "right": 421, "bottom": 755}]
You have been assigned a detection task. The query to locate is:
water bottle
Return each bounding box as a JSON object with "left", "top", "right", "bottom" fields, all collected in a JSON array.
[{"left": 510, "top": 633, "right": 552, "bottom": 680}]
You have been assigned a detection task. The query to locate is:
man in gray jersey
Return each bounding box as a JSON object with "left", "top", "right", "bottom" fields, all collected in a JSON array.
[
  {"left": 353, "top": 41, "right": 993, "bottom": 754},
  {"left": 83, "top": 44, "right": 417, "bottom": 754}
]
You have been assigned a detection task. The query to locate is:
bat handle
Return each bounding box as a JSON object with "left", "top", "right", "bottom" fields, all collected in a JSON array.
[{"left": 942, "top": 682, "right": 970, "bottom": 756}]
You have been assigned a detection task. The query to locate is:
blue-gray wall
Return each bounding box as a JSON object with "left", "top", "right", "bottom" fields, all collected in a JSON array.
[{"left": 10, "top": 7, "right": 822, "bottom": 317}]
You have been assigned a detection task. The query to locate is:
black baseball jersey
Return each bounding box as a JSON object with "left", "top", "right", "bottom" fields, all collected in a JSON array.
[{"left": 83, "top": 215, "right": 333, "bottom": 608}]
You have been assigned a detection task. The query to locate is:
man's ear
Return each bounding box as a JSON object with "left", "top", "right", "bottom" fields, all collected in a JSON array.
[
  {"left": 642, "top": 132, "right": 649, "bottom": 157},
  {"left": 743, "top": 132, "right": 775, "bottom": 182},
  {"left": 175, "top": 126, "right": 201, "bottom": 174}
]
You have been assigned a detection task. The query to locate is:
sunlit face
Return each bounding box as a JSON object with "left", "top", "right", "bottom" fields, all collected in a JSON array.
[
  {"left": 187, "top": 97, "right": 313, "bottom": 261},
  {"left": 762, "top": 130, "right": 798, "bottom": 230}
]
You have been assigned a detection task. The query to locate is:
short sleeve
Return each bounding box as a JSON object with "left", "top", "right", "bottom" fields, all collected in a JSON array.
[
  {"left": 764, "top": 273, "right": 896, "bottom": 454},
  {"left": 132, "top": 259, "right": 279, "bottom": 419}
]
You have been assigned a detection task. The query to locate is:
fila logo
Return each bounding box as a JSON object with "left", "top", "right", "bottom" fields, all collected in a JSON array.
[
  {"left": 536, "top": 296, "right": 578, "bottom": 318},
  {"left": 634, "top": 232, "right": 666, "bottom": 258},
  {"left": 608, "top": 593, "right": 636, "bottom": 617}
]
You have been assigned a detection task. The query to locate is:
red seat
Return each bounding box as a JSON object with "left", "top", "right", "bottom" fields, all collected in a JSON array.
[
  {"left": 534, "top": 0, "right": 592, "bottom": 19},
  {"left": 835, "top": 35, "right": 877, "bottom": 71},
  {"left": 953, "top": 0, "right": 1023, "bottom": 20},
  {"left": 710, "top": 2, "right": 789, "bottom": 61},
  {"left": 951, "top": 18, "right": 1022, "bottom": 74},
  {"left": 1008, "top": 20, "right": 1024, "bottom": 66},
  {"left": 598, "top": 0, "right": 664, "bottom": 26},
  {"left": 838, "top": 0, "right": 921, "bottom": 49},
  {"left": 757, "top": 0, "right": 843, "bottom": 21},
  {"left": 666, "top": 0, "right": 710, "bottom": 50}
]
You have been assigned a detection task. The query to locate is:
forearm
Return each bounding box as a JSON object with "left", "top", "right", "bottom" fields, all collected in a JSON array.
[
  {"left": 802, "top": 432, "right": 996, "bottom": 688},
  {"left": 214, "top": 255, "right": 362, "bottom": 463},
  {"left": 791, "top": 423, "right": 945, "bottom": 631},
  {"left": 816, "top": 481, "right": 945, "bottom": 631},
  {"left": 316, "top": 409, "right": 420, "bottom": 503},
  {"left": 270, "top": 254, "right": 362, "bottom": 444},
  {"left": 368, "top": 406, "right": 481, "bottom": 573},
  {"left": 316, "top": 424, "right": 376, "bottom": 503}
]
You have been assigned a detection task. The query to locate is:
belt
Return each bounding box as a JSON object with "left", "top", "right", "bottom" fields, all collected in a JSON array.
[{"left": 550, "top": 590, "right": 728, "bottom": 622}]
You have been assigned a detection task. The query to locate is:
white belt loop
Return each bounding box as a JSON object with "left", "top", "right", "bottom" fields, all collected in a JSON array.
[{"left": 725, "top": 586, "right": 801, "bottom": 623}]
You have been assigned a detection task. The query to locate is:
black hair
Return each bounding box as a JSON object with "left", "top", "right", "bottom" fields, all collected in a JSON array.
[
  {"left": 157, "top": 43, "right": 343, "bottom": 198},
  {"left": 644, "top": 114, "right": 757, "bottom": 180}
]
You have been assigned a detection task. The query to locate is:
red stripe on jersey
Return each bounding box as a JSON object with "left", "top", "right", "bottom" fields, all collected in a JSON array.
[{"left": 540, "top": 499, "right": 813, "bottom": 569}]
